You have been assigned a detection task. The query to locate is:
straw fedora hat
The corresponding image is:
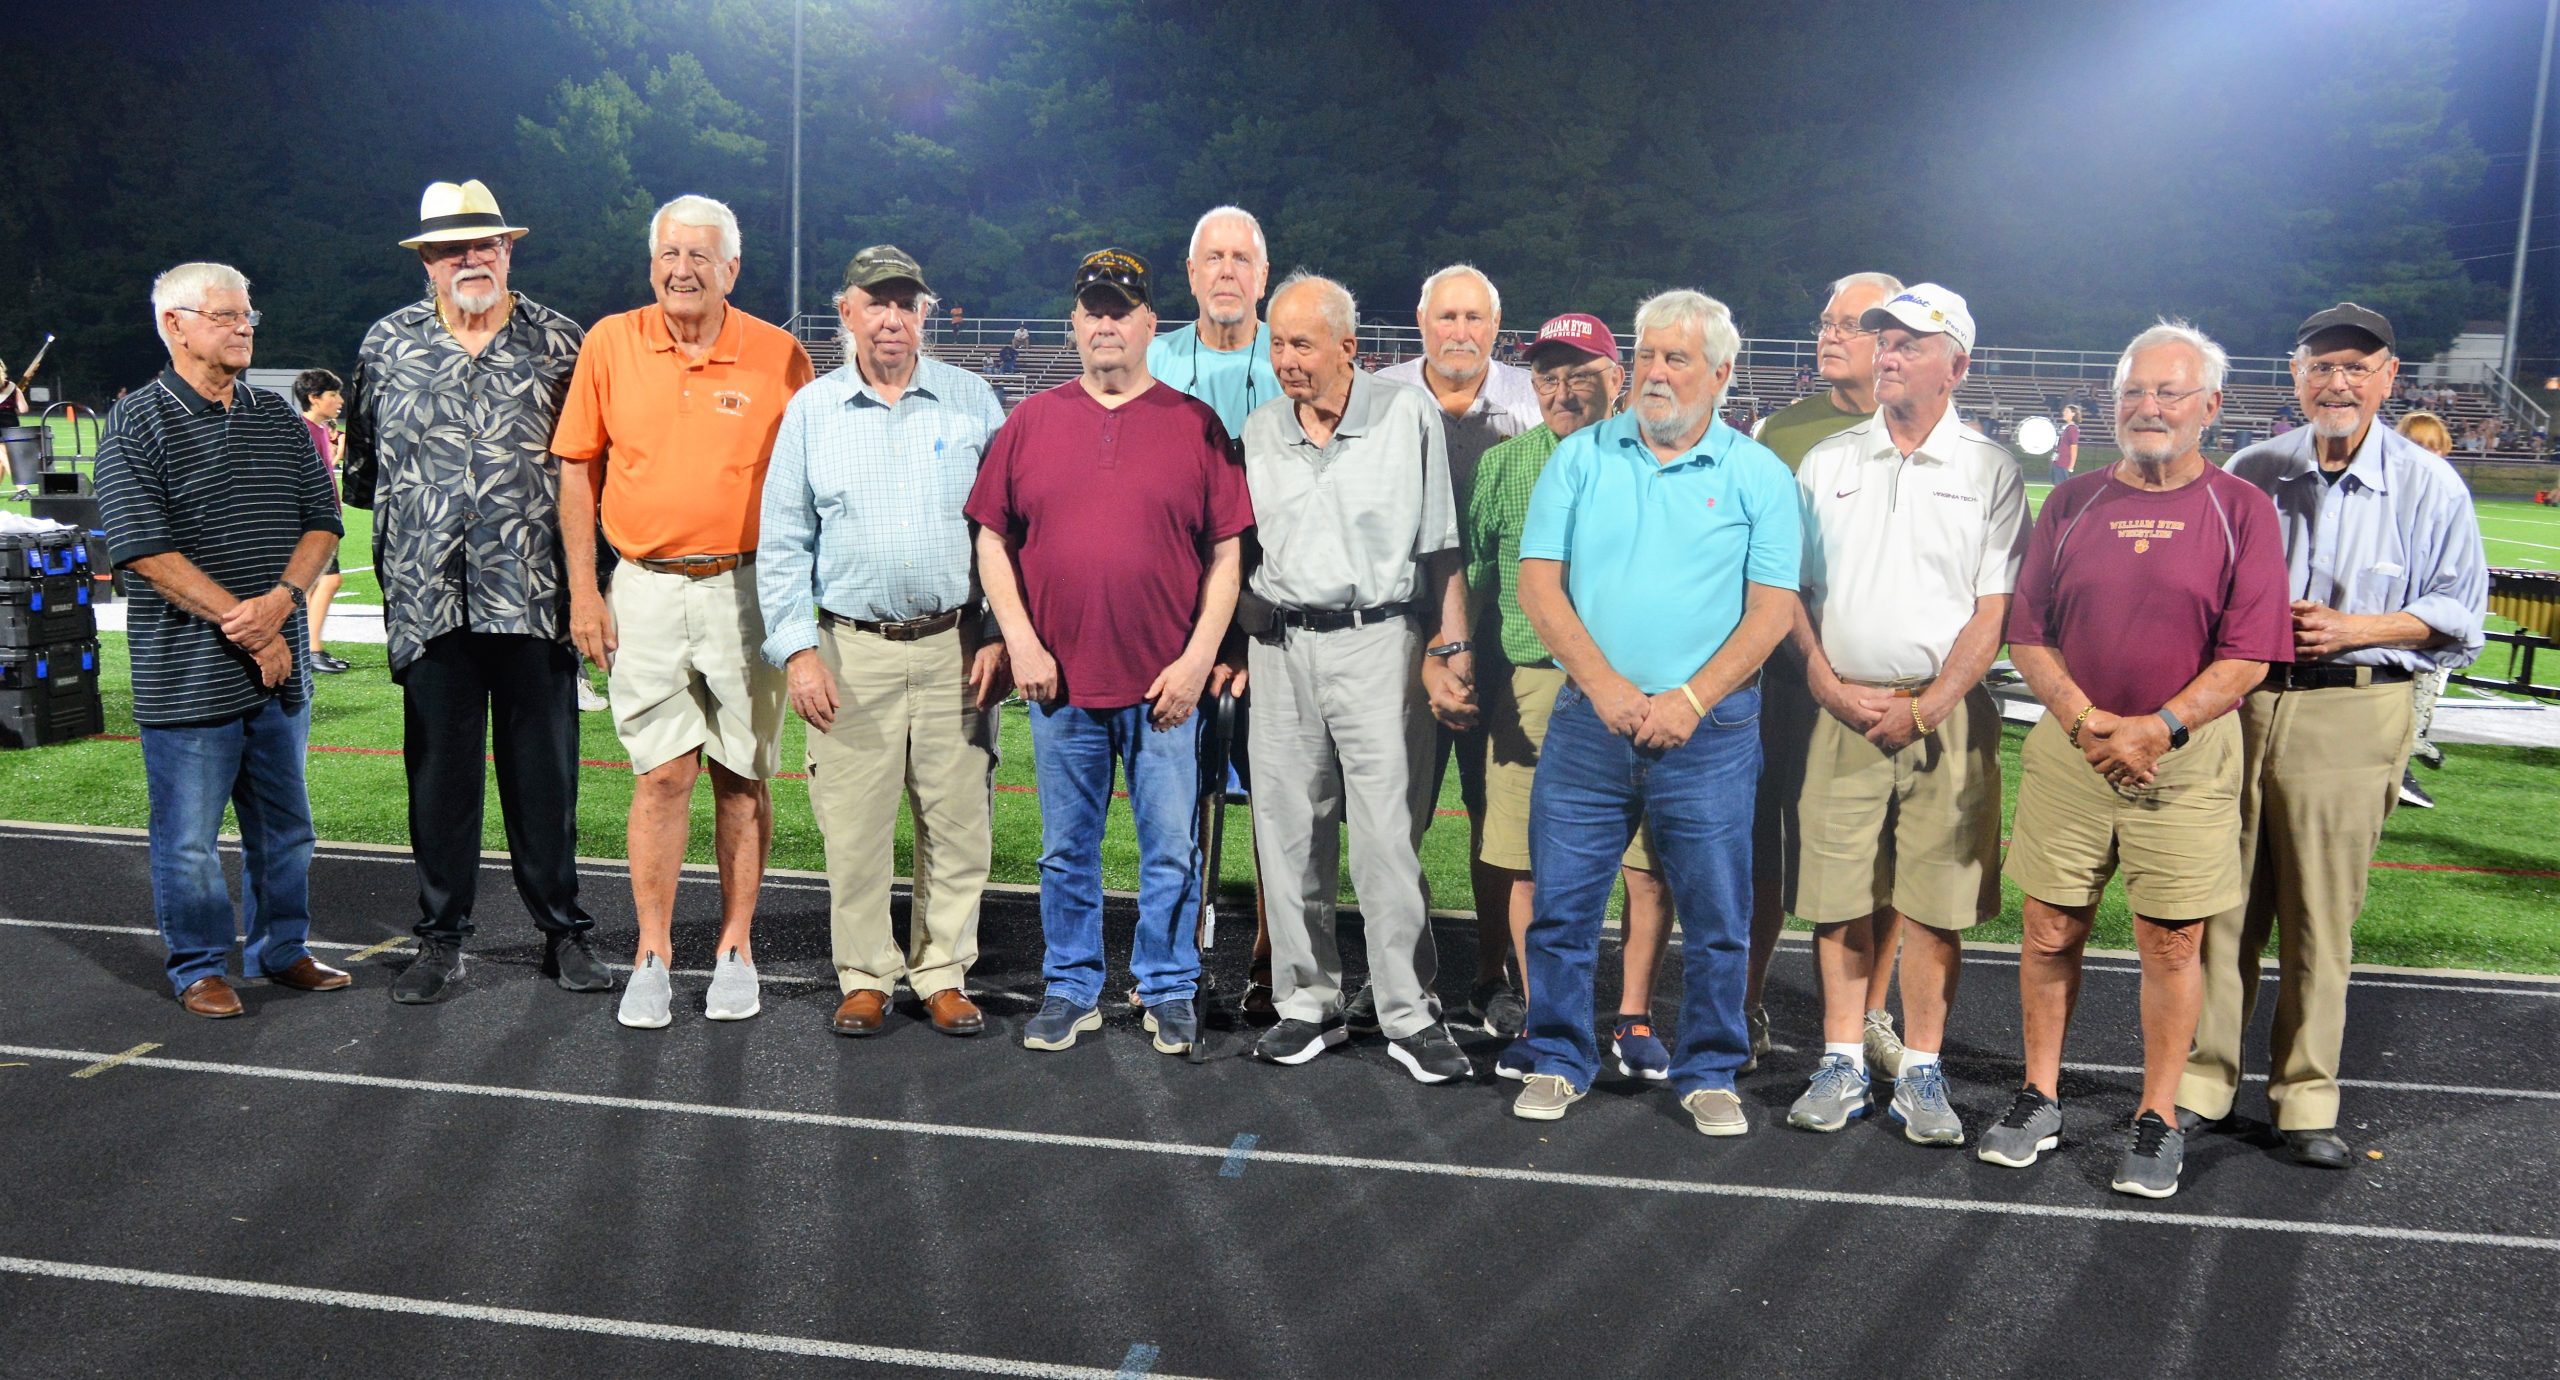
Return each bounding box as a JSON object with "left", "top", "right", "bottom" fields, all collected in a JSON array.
[{"left": 398, "top": 179, "right": 529, "bottom": 250}]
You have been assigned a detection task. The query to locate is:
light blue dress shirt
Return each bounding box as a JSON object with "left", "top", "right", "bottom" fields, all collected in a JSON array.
[
  {"left": 1519, "top": 411, "right": 1800, "bottom": 694},
  {"left": 2226, "top": 422, "right": 2488, "bottom": 671},
  {"left": 757, "top": 354, "right": 1008, "bottom": 666}
]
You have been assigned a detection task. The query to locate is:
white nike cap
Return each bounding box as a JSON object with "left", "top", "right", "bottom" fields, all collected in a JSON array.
[{"left": 1860, "top": 283, "right": 1975, "bottom": 354}]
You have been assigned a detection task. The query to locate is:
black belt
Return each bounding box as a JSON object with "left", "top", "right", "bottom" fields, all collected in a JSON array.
[
  {"left": 2264, "top": 663, "right": 2415, "bottom": 692},
  {"left": 822, "top": 605, "right": 972, "bottom": 642},
  {"left": 1269, "top": 601, "right": 1421, "bottom": 634}
]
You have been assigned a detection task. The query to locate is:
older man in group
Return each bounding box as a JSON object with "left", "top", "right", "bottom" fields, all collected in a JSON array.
[
  {"left": 1510, "top": 290, "right": 1799, "bottom": 1133},
  {"left": 1377, "top": 264, "right": 1542, "bottom": 1035},
  {"left": 1148, "top": 206, "right": 1283, "bottom": 437},
  {"left": 1466, "top": 312, "right": 1682, "bottom": 1088},
  {"left": 1785, "top": 285, "right": 2025, "bottom": 1145},
  {"left": 1990, "top": 320, "right": 2293, "bottom": 1198},
  {"left": 95, "top": 263, "right": 348, "bottom": 1017},
  {"left": 759, "top": 245, "right": 1010, "bottom": 1039},
  {"left": 970, "top": 249, "right": 1252, "bottom": 1056},
  {"left": 1240, "top": 271, "right": 1475, "bottom": 1084},
  {"left": 1748, "top": 270, "right": 1905, "bottom": 1076},
  {"left": 552, "top": 194, "right": 815, "bottom": 1029},
  {"left": 343, "top": 179, "right": 607, "bottom": 1005},
  {"left": 2178, "top": 304, "right": 2487, "bottom": 1168}
]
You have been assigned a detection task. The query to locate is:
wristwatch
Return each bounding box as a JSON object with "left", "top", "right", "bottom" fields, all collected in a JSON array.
[
  {"left": 2156, "top": 707, "right": 2189, "bottom": 750},
  {"left": 277, "top": 580, "right": 308, "bottom": 611},
  {"left": 1426, "top": 640, "right": 1472, "bottom": 659}
]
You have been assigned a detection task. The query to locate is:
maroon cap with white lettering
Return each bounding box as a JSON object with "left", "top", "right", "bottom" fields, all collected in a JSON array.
[{"left": 1524, "top": 312, "right": 1621, "bottom": 366}]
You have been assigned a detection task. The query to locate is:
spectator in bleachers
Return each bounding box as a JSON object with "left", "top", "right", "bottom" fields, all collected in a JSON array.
[{"left": 2181, "top": 304, "right": 2488, "bottom": 1172}]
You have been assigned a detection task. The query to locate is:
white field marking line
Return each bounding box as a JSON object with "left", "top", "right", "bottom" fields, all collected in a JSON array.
[
  {"left": 2486, "top": 536, "right": 2560, "bottom": 553},
  {"left": 67, "top": 1043, "right": 160, "bottom": 1079},
  {"left": 8, "top": 1045, "right": 2557, "bottom": 1253},
  {"left": 334, "top": 565, "right": 372, "bottom": 576},
  {"left": 2041, "top": 1058, "right": 2560, "bottom": 1101},
  {"left": 9, "top": 910, "right": 2557, "bottom": 999},
  {"left": 0, "top": 1255, "right": 1215, "bottom": 1380}
]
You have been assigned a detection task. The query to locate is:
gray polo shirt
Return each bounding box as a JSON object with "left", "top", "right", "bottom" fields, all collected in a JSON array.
[
  {"left": 1242, "top": 370, "right": 1458, "bottom": 611},
  {"left": 1375, "top": 357, "right": 1538, "bottom": 527}
]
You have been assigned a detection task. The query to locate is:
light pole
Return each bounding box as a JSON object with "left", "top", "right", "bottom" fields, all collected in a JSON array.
[
  {"left": 2504, "top": 0, "right": 2557, "bottom": 380},
  {"left": 789, "top": 0, "right": 804, "bottom": 326}
]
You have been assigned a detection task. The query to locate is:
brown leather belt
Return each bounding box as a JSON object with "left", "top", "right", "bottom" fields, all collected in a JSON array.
[
  {"left": 822, "top": 606, "right": 971, "bottom": 641},
  {"left": 634, "top": 552, "right": 753, "bottom": 579},
  {"left": 1842, "top": 676, "right": 1934, "bottom": 696}
]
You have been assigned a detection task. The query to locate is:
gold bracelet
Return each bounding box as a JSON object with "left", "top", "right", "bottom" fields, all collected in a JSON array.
[
  {"left": 1911, "top": 697, "right": 1935, "bottom": 736},
  {"left": 1679, "top": 684, "right": 1705, "bottom": 718},
  {"left": 2068, "top": 703, "right": 2096, "bottom": 745}
]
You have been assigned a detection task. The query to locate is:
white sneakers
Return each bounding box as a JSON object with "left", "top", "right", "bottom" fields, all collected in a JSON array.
[{"left": 616, "top": 948, "right": 761, "bottom": 1028}]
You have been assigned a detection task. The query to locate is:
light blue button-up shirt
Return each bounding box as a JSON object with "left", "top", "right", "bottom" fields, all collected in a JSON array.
[
  {"left": 2226, "top": 421, "right": 2488, "bottom": 672},
  {"left": 757, "top": 354, "right": 1008, "bottom": 666},
  {"left": 1519, "top": 410, "right": 1800, "bottom": 693}
]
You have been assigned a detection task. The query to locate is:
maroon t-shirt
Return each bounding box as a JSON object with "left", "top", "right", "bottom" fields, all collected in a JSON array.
[
  {"left": 965, "top": 381, "right": 1254, "bottom": 708},
  {"left": 2006, "top": 467, "right": 2292, "bottom": 716}
]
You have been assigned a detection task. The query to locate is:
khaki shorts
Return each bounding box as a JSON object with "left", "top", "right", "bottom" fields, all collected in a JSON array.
[
  {"left": 1480, "top": 665, "right": 1654, "bottom": 873},
  {"left": 1794, "top": 683, "right": 2003, "bottom": 931},
  {"left": 605, "top": 563, "right": 787, "bottom": 778},
  {"left": 2003, "top": 710, "right": 2243, "bottom": 921}
]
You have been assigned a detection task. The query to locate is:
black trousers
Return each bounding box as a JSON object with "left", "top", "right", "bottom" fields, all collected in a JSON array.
[{"left": 399, "top": 629, "right": 593, "bottom": 942}]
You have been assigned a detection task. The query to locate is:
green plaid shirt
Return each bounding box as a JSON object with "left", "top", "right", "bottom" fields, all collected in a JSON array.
[{"left": 1464, "top": 421, "right": 1561, "bottom": 667}]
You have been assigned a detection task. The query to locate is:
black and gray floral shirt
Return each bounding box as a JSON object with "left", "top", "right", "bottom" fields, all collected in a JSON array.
[{"left": 343, "top": 293, "right": 584, "bottom": 673}]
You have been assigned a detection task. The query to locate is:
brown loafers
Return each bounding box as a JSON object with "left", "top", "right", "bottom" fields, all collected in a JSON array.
[
  {"left": 179, "top": 976, "right": 243, "bottom": 1018},
  {"left": 921, "top": 987, "right": 985, "bottom": 1036},
  {"left": 264, "top": 957, "right": 353, "bottom": 992},
  {"left": 832, "top": 988, "right": 890, "bottom": 1037}
]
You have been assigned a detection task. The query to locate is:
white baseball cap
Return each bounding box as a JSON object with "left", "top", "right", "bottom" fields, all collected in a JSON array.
[{"left": 1860, "top": 283, "right": 1975, "bottom": 353}]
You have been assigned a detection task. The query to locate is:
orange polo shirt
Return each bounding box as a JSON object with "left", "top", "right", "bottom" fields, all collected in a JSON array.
[{"left": 553, "top": 303, "right": 815, "bottom": 559}]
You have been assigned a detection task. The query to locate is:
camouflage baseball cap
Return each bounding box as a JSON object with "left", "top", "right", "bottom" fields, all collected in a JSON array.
[{"left": 842, "top": 244, "right": 931, "bottom": 296}]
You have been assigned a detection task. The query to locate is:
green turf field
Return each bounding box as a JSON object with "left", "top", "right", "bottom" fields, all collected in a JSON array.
[{"left": 8, "top": 480, "right": 2556, "bottom": 974}]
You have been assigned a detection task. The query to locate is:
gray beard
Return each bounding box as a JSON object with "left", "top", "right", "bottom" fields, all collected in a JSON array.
[
  {"left": 1429, "top": 354, "right": 1486, "bottom": 385},
  {"left": 1637, "top": 397, "right": 1711, "bottom": 447},
  {"left": 2309, "top": 409, "right": 2361, "bottom": 439}
]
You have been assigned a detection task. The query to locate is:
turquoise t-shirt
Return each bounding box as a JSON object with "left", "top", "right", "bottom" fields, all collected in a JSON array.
[
  {"left": 1147, "top": 321, "right": 1282, "bottom": 438},
  {"left": 1517, "top": 411, "right": 1800, "bottom": 694}
]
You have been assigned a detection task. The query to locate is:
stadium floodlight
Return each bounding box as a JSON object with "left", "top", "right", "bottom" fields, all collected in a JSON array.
[{"left": 2015, "top": 415, "right": 2059, "bottom": 456}]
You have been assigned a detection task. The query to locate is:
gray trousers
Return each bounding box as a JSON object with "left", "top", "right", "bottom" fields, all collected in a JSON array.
[{"left": 1245, "top": 618, "right": 1440, "bottom": 1038}]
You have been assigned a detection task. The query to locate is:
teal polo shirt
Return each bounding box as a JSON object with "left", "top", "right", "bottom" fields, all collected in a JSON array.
[{"left": 1517, "top": 411, "right": 1800, "bottom": 694}]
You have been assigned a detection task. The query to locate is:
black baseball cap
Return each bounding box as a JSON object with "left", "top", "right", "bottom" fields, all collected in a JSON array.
[
  {"left": 2295, "top": 302, "right": 2394, "bottom": 353},
  {"left": 1072, "top": 248, "right": 1151, "bottom": 308}
]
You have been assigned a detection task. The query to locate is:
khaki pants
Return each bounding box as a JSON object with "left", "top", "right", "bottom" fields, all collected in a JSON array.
[
  {"left": 2179, "top": 680, "right": 2409, "bottom": 1130},
  {"left": 804, "top": 619, "right": 995, "bottom": 997}
]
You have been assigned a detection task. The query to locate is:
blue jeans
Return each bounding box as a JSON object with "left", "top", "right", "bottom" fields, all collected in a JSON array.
[
  {"left": 1525, "top": 681, "right": 1761, "bottom": 1094},
  {"left": 137, "top": 697, "right": 317, "bottom": 995},
  {"left": 1028, "top": 701, "right": 1205, "bottom": 1007}
]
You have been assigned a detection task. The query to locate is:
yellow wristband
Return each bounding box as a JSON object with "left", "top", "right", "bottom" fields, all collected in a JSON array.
[
  {"left": 1912, "top": 697, "right": 1935, "bottom": 735},
  {"left": 1679, "top": 684, "right": 1705, "bottom": 718}
]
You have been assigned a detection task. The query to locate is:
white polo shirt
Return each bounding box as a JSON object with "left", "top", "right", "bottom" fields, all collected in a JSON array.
[{"left": 1798, "top": 406, "right": 2028, "bottom": 683}]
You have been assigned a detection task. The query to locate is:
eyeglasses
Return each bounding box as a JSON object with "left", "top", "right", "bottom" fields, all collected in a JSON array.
[
  {"left": 2116, "top": 385, "right": 2208, "bottom": 409},
  {"left": 174, "top": 307, "right": 261, "bottom": 329},
  {"left": 2299, "top": 360, "right": 2386, "bottom": 385},
  {"left": 423, "top": 237, "right": 510, "bottom": 264},
  {"left": 1533, "top": 367, "right": 1615, "bottom": 395},
  {"left": 1812, "top": 317, "right": 1876, "bottom": 340}
]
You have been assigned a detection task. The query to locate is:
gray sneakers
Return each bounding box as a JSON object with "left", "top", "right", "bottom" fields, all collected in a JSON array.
[
  {"left": 2111, "top": 1111, "right": 2186, "bottom": 1198},
  {"left": 1682, "top": 1087, "right": 1751, "bottom": 1137},
  {"left": 1023, "top": 996, "right": 1103, "bottom": 1051},
  {"left": 1785, "top": 1054, "right": 1872, "bottom": 1132},
  {"left": 705, "top": 948, "right": 760, "bottom": 1021},
  {"left": 1863, "top": 1008, "right": 1906, "bottom": 1081},
  {"left": 617, "top": 953, "right": 673, "bottom": 1030},
  {"left": 1887, "top": 1062, "right": 1964, "bottom": 1145},
  {"left": 1976, "top": 1086, "right": 2063, "bottom": 1167},
  {"left": 1512, "top": 1073, "right": 1585, "bottom": 1121}
]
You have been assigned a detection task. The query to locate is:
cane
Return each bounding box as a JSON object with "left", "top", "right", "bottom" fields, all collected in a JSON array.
[{"left": 1184, "top": 689, "right": 1240, "bottom": 1063}]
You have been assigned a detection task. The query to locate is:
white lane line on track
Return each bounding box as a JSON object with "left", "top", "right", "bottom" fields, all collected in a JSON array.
[
  {"left": 6, "top": 1044, "right": 2554, "bottom": 1253},
  {"left": 0, "top": 1255, "right": 1214, "bottom": 1380}
]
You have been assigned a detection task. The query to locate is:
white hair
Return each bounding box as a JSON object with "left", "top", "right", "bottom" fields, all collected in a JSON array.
[
  {"left": 1632, "top": 289, "right": 1741, "bottom": 406},
  {"left": 1826, "top": 271, "right": 1905, "bottom": 301},
  {"left": 150, "top": 262, "right": 249, "bottom": 334},
  {"left": 1188, "top": 205, "right": 1268, "bottom": 264},
  {"left": 2116, "top": 318, "right": 2230, "bottom": 394},
  {"left": 1416, "top": 263, "right": 1500, "bottom": 319},
  {"left": 1273, "top": 270, "right": 1357, "bottom": 340},
  {"left": 650, "top": 194, "right": 742, "bottom": 263}
]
